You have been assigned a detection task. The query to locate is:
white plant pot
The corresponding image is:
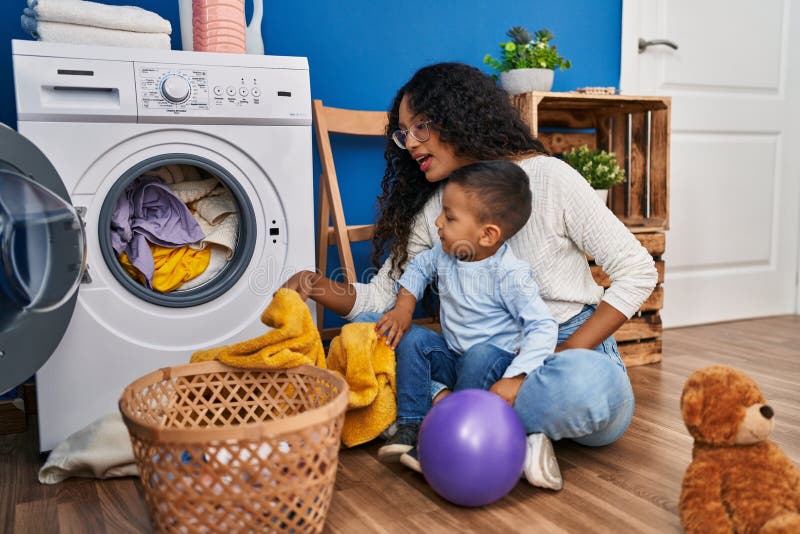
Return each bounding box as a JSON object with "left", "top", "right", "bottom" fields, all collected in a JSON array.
[
  {"left": 595, "top": 189, "right": 609, "bottom": 205},
  {"left": 499, "top": 68, "right": 555, "bottom": 95}
]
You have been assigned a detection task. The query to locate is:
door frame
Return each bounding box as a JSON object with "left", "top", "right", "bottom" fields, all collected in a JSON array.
[{"left": 619, "top": 1, "right": 643, "bottom": 97}]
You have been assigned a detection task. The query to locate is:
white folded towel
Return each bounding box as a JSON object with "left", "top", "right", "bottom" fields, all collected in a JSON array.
[
  {"left": 191, "top": 187, "right": 237, "bottom": 225},
  {"left": 38, "top": 412, "right": 137, "bottom": 484},
  {"left": 27, "top": 0, "right": 171, "bottom": 34},
  {"left": 143, "top": 164, "right": 202, "bottom": 185},
  {"left": 191, "top": 212, "right": 239, "bottom": 260},
  {"left": 22, "top": 18, "right": 171, "bottom": 49},
  {"left": 167, "top": 178, "right": 220, "bottom": 204}
]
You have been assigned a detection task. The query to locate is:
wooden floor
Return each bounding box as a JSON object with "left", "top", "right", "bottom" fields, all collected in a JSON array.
[{"left": 2, "top": 316, "right": 798, "bottom": 533}]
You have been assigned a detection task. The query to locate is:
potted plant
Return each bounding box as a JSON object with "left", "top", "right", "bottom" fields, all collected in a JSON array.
[
  {"left": 562, "top": 145, "right": 626, "bottom": 204},
  {"left": 483, "top": 27, "right": 572, "bottom": 95}
]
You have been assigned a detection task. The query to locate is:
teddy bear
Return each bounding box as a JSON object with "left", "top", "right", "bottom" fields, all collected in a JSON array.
[{"left": 679, "top": 365, "right": 800, "bottom": 533}]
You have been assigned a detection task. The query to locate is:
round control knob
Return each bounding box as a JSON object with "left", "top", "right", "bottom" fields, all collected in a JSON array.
[{"left": 160, "top": 75, "right": 191, "bottom": 104}]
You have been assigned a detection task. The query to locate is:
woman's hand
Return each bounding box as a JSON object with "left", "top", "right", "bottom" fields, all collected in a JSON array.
[
  {"left": 555, "top": 301, "right": 627, "bottom": 352},
  {"left": 375, "top": 308, "right": 413, "bottom": 350},
  {"left": 280, "top": 272, "right": 357, "bottom": 316},
  {"left": 490, "top": 375, "right": 525, "bottom": 406},
  {"left": 281, "top": 270, "right": 319, "bottom": 301}
]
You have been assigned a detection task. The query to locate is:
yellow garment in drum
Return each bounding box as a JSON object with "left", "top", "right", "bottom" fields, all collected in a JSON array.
[{"left": 119, "top": 244, "right": 211, "bottom": 292}]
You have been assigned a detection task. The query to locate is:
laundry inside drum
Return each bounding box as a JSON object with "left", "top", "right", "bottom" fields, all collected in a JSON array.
[{"left": 108, "top": 163, "right": 240, "bottom": 293}]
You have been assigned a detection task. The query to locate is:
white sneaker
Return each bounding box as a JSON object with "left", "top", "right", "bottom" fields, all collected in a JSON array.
[{"left": 522, "top": 433, "right": 563, "bottom": 491}]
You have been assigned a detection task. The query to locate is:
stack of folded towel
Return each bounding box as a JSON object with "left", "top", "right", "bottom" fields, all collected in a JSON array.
[{"left": 21, "top": 0, "right": 172, "bottom": 49}]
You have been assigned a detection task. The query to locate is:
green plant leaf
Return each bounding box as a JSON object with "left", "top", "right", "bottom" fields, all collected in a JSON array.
[
  {"left": 484, "top": 26, "right": 571, "bottom": 73},
  {"left": 562, "top": 145, "right": 627, "bottom": 190},
  {"left": 507, "top": 26, "right": 533, "bottom": 44}
]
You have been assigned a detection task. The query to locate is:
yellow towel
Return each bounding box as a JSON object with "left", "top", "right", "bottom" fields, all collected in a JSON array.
[
  {"left": 190, "top": 288, "right": 326, "bottom": 369},
  {"left": 327, "top": 323, "right": 397, "bottom": 448},
  {"left": 190, "top": 289, "right": 397, "bottom": 447}
]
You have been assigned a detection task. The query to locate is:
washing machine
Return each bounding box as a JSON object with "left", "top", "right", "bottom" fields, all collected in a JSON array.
[{"left": 4, "top": 40, "right": 315, "bottom": 451}]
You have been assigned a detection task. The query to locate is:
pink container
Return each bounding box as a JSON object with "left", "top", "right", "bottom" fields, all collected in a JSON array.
[{"left": 192, "top": 0, "right": 246, "bottom": 54}]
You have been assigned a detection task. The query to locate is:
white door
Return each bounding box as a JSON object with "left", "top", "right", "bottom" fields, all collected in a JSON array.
[{"left": 620, "top": 0, "right": 800, "bottom": 327}]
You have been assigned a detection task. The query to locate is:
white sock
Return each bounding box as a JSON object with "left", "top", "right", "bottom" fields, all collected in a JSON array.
[{"left": 522, "top": 433, "right": 563, "bottom": 491}]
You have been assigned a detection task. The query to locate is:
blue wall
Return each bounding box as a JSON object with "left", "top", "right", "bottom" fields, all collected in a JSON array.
[{"left": 1, "top": 0, "right": 622, "bottom": 326}]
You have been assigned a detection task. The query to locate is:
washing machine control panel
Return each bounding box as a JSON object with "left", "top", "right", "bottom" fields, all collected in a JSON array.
[
  {"left": 135, "top": 63, "right": 311, "bottom": 125},
  {"left": 138, "top": 65, "right": 210, "bottom": 111}
]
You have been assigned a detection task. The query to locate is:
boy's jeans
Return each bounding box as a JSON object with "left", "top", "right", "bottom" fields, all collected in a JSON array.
[{"left": 354, "top": 305, "right": 635, "bottom": 446}]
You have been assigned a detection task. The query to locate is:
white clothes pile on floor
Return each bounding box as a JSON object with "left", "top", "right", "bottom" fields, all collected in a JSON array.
[
  {"left": 38, "top": 413, "right": 137, "bottom": 484},
  {"left": 21, "top": 0, "right": 171, "bottom": 49}
]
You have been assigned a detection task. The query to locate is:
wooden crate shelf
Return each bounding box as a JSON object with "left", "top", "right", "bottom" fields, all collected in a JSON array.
[
  {"left": 512, "top": 92, "right": 671, "bottom": 232},
  {"left": 511, "top": 92, "right": 670, "bottom": 367},
  {"left": 587, "top": 230, "right": 666, "bottom": 367}
]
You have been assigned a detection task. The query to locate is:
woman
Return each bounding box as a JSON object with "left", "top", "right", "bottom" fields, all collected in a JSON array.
[{"left": 284, "top": 62, "right": 657, "bottom": 490}]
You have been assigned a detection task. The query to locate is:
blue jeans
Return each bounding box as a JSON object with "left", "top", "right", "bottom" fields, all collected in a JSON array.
[{"left": 353, "top": 305, "right": 635, "bottom": 446}]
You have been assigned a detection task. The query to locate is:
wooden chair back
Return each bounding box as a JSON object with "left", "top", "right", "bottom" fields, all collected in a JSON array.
[{"left": 312, "top": 100, "right": 389, "bottom": 336}]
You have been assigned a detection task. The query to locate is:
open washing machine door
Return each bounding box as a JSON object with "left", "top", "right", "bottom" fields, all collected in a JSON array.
[{"left": 0, "top": 124, "right": 86, "bottom": 394}]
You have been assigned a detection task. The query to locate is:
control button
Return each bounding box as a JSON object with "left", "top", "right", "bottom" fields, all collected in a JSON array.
[
  {"left": 239, "top": 87, "right": 249, "bottom": 97},
  {"left": 213, "top": 86, "right": 224, "bottom": 96},
  {"left": 226, "top": 86, "right": 237, "bottom": 97},
  {"left": 251, "top": 87, "right": 261, "bottom": 98},
  {"left": 160, "top": 74, "right": 191, "bottom": 104}
]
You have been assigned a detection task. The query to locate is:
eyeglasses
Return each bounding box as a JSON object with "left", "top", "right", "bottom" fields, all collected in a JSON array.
[{"left": 391, "top": 120, "right": 433, "bottom": 149}]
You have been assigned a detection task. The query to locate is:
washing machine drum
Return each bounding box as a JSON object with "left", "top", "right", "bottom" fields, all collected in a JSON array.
[{"left": 0, "top": 124, "right": 84, "bottom": 394}]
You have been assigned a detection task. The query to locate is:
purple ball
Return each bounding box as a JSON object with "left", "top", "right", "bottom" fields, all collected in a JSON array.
[{"left": 417, "top": 389, "right": 526, "bottom": 507}]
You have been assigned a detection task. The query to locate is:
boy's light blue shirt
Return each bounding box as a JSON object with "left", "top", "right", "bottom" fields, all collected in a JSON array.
[{"left": 398, "top": 242, "right": 558, "bottom": 377}]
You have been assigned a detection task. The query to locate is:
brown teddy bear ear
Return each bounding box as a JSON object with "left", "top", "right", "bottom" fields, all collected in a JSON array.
[{"left": 681, "top": 375, "right": 704, "bottom": 428}]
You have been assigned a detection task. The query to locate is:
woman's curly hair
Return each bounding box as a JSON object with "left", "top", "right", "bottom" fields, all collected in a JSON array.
[{"left": 373, "top": 62, "right": 547, "bottom": 273}]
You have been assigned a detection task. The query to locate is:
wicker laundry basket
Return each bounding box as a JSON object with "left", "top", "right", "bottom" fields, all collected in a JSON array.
[{"left": 119, "top": 361, "right": 349, "bottom": 533}]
